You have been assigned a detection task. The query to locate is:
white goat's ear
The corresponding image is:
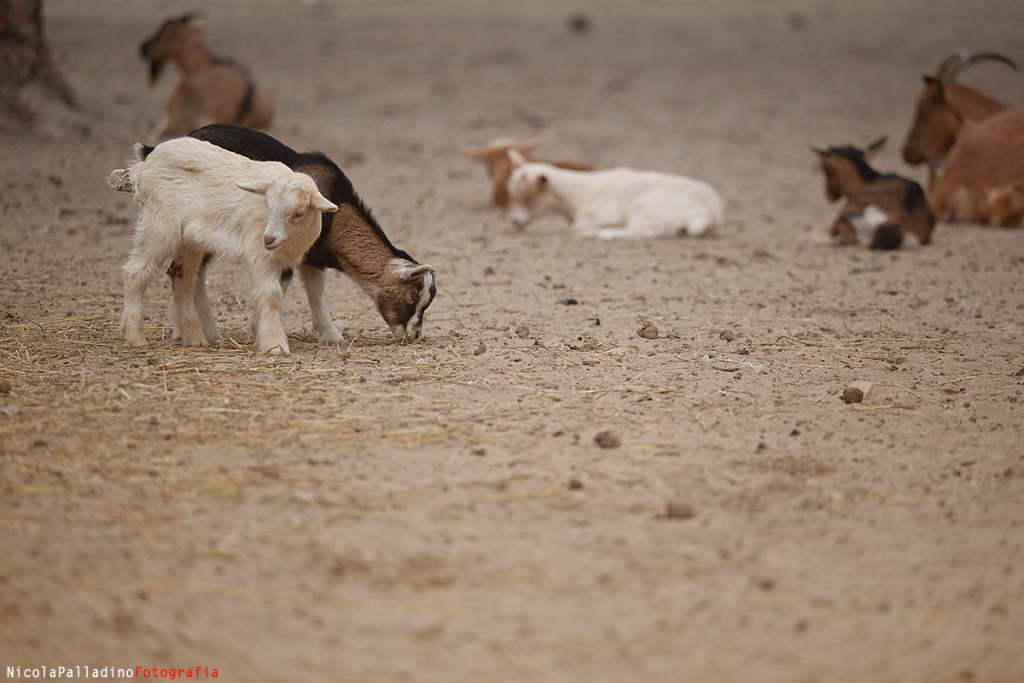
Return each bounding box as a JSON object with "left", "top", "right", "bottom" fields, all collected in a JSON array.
[
  {"left": 400, "top": 264, "right": 435, "bottom": 280},
  {"left": 235, "top": 170, "right": 273, "bottom": 195},
  {"left": 507, "top": 149, "right": 528, "bottom": 169},
  {"left": 311, "top": 191, "right": 338, "bottom": 214}
]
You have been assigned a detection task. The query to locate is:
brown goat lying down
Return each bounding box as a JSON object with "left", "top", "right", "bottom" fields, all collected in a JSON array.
[
  {"left": 928, "top": 109, "right": 1024, "bottom": 226},
  {"left": 140, "top": 14, "right": 273, "bottom": 140},
  {"left": 463, "top": 138, "right": 594, "bottom": 208},
  {"left": 814, "top": 136, "right": 935, "bottom": 250},
  {"left": 902, "top": 51, "right": 1018, "bottom": 177}
]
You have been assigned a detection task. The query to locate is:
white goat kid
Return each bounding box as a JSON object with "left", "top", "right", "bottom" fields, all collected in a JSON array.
[
  {"left": 111, "top": 138, "right": 338, "bottom": 354},
  {"left": 506, "top": 150, "right": 723, "bottom": 239}
]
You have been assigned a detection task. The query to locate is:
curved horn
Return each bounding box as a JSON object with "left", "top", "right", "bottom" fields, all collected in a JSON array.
[{"left": 937, "top": 50, "right": 1019, "bottom": 82}]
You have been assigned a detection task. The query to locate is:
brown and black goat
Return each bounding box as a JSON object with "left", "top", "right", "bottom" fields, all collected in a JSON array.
[
  {"left": 186, "top": 125, "right": 436, "bottom": 342},
  {"left": 463, "top": 138, "right": 595, "bottom": 208},
  {"left": 902, "top": 50, "right": 1018, "bottom": 176},
  {"left": 814, "top": 136, "right": 935, "bottom": 249},
  {"left": 140, "top": 14, "right": 273, "bottom": 140}
]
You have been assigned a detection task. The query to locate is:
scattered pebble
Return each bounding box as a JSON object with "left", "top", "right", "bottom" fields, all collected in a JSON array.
[
  {"left": 473, "top": 342, "right": 486, "bottom": 356},
  {"left": 146, "top": 356, "right": 162, "bottom": 366},
  {"left": 720, "top": 329, "right": 736, "bottom": 342},
  {"left": 567, "top": 13, "right": 591, "bottom": 33},
  {"left": 0, "top": 380, "right": 11, "bottom": 394},
  {"left": 842, "top": 387, "right": 864, "bottom": 404},
  {"left": 471, "top": 447, "right": 486, "bottom": 457},
  {"left": 515, "top": 324, "right": 530, "bottom": 339},
  {"left": 663, "top": 501, "right": 695, "bottom": 521},
  {"left": 568, "top": 478, "right": 584, "bottom": 490},
  {"left": 637, "top": 322, "right": 659, "bottom": 339},
  {"left": 841, "top": 380, "right": 873, "bottom": 404},
  {"left": 594, "top": 430, "right": 621, "bottom": 449},
  {"left": 558, "top": 298, "right": 579, "bottom": 305}
]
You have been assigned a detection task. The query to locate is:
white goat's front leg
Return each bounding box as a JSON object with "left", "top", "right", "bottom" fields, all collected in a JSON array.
[
  {"left": 122, "top": 213, "right": 179, "bottom": 348},
  {"left": 193, "top": 255, "right": 221, "bottom": 344},
  {"left": 252, "top": 268, "right": 290, "bottom": 355},
  {"left": 170, "top": 247, "right": 208, "bottom": 347},
  {"left": 299, "top": 264, "right": 344, "bottom": 344}
]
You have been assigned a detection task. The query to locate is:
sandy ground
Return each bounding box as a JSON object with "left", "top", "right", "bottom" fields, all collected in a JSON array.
[{"left": 2, "top": 1, "right": 1024, "bottom": 681}]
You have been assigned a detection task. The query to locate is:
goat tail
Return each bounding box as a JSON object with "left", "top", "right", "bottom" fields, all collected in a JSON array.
[
  {"left": 108, "top": 142, "right": 154, "bottom": 193},
  {"left": 107, "top": 168, "right": 134, "bottom": 193}
]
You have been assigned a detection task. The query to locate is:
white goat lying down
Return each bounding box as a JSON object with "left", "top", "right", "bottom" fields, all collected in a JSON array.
[
  {"left": 505, "top": 150, "right": 723, "bottom": 239},
  {"left": 109, "top": 137, "right": 338, "bottom": 354}
]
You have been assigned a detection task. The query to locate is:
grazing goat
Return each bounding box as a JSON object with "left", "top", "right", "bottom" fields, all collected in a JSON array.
[
  {"left": 505, "top": 150, "right": 722, "bottom": 239},
  {"left": 109, "top": 137, "right": 338, "bottom": 354},
  {"left": 902, "top": 50, "right": 1018, "bottom": 174},
  {"left": 140, "top": 14, "right": 273, "bottom": 140},
  {"left": 813, "top": 136, "right": 935, "bottom": 249},
  {"left": 927, "top": 110, "right": 1024, "bottom": 226},
  {"left": 463, "top": 138, "right": 594, "bottom": 208},
  {"left": 188, "top": 124, "right": 437, "bottom": 342}
]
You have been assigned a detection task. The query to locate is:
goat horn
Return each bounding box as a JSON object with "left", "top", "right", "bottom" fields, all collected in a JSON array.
[{"left": 937, "top": 50, "right": 1018, "bottom": 82}]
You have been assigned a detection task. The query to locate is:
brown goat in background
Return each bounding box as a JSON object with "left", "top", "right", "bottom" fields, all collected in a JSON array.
[
  {"left": 463, "top": 138, "right": 594, "bottom": 208},
  {"left": 140, "top": 13, "right": 273, "bottom": 140},
  {"left": 814, "top": 136, "right": 935, "bottom": 249},
  {"left": 902, "top": 51, "right": 1018, "bottom": 176}
]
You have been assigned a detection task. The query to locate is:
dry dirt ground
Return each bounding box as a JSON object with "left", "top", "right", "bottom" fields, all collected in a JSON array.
[{"left": 2, "top": 1, "right": 1023, "bottom": 681}]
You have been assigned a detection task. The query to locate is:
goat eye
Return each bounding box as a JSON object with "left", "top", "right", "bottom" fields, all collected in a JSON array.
[{"left": 292, "top": 210, "right": 305, "bottom": 220}]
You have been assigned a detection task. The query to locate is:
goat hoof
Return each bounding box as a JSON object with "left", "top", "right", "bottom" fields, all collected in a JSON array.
[{"left": 317, "top": 325, "right": 345, "bottom": 344}]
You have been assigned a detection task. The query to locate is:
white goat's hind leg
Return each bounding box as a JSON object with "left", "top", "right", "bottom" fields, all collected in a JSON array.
[
  {"left": 194, "top": 255, "right": 221, "bottom": 344},
  {"left": 171, "top": 247, "right": 207, "bottom": 347},
  {"left": 299, "top": 264, "right": 344, "bottom": 344},
  {"left": 121, "top": 214, "right": 178, "bottom": 347},
  {"left": 252, "top": 271, "right": 290, "bottom": 355}
]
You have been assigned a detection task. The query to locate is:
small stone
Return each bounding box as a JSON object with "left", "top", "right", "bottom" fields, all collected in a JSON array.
[
  {"left": 568, "top": 478, "right": 584, "bottom": 490},
  {"left": 483, "top": 266, "right": 495, "bottom": 276},
  {"left": 567, "top": 13, "right": 591, "bottom": 33},
  {"left": 515, "top": 324, "right": 530, "bottom": 339},
  {"left": 594, "top": 430, "right": 621, "bottom": 449},
  {"left": 841, "top": 381, "right": 873, "bottom": 404},
  {"left": 470, "top": 447, "right": 486, "bottom": 457},
  {"left": 842, "top": 387, "right": 864, "bottom": 404},
  {"left": 1011, "top": 367, "right": 1024, "bottom": 377},
  {"left": 0, "top": 380, "right": 11, "bottom": 394},
  {"left": 146, "top": 356, "right": 162, "bottom": 366},
  {"left": 558, "top": 298, "right": 579, "bottom": 306},
  {"left": 473, "top": 342, "right": 486, "bottom": 356},
  {"left": 720, "top": 329, "right": 736, "bottom": 342},
  {"left": 637, "top": 322, "right": 659, "bottom": 340},
  {"left": 663, "top": 501, "right": 695, "bottom": 521}
]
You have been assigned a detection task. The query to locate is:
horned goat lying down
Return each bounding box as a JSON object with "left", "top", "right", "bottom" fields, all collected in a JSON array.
[
  {"left": 140, "top": 13, "right": 273, "bottom": 140},
  {"left": 463, "top": 137, "right": 595, "bottom": 208},
  {"left": 505, "top": 150, "right": 723, "bottom": 239},
  {"left": 902, "top": 50, "right": 1018, "bottom": 179},
  {"left": 813, "top": 136, "right": 935, "bottom": 249},
  {"left": 187, "top": 124, "right": 437, "bottom": 342},
  {"left": 108, "top": 137, "right": 338, "bottom": 354},
  {"left": 927, "top": 108, "right": 1024, "bottom": 226}
]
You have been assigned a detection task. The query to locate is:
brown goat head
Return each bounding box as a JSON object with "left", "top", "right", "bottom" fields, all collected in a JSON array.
[
  {"left": 139, "top": 13, "right": 205, "bottom": 84},
  {"left": 813, "top": 136, "right": 886, "bottom": 202},
  {"left": 902, "top": 51, "right": 1018, "bottom": 166},
  {"left": 464, "top": 138, "right": 542, "bottom": 208}
]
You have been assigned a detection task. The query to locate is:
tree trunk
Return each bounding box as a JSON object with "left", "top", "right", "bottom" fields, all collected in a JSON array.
[{"left": 0, "top": 0, "right": 76, "bottom": 117}]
